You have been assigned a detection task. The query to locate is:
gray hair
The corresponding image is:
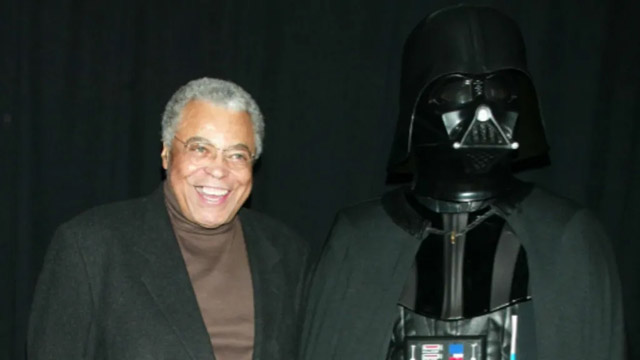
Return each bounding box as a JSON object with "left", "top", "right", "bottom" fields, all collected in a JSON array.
[{"left": 161, "top": 77, "right": 265, "bottom": 159}]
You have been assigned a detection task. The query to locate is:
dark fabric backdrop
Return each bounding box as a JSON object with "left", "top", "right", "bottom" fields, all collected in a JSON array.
[{"left": 1, "top": 0, "right": 638, "bottom": 359}]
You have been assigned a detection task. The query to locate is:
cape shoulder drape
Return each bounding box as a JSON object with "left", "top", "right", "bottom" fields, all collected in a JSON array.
[{"left": 300, "top": 186, "right": 625, "bottom": 360}]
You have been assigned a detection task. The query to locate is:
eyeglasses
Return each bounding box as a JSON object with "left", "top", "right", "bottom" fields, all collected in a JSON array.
[{"left": 173, "top": 136, "right": 255, "bottom": 170}]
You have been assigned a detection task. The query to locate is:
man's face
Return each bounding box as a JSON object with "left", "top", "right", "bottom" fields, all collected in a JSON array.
[{"left": 161, "top": 100, "right": 255, "bottom": 228}]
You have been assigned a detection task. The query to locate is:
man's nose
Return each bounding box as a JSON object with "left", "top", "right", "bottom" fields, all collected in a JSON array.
[{"left": 203, "top": 151, "right": 229, "bottom": 178}]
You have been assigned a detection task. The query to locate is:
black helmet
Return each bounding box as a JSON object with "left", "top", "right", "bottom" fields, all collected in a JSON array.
[{"left": 388, "top": 5, "right": 548, "bottom": 174}]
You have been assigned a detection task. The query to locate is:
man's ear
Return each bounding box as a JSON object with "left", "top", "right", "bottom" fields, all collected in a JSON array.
[{"left": 161, "top": 145, "right": 170, "bottom": 170}]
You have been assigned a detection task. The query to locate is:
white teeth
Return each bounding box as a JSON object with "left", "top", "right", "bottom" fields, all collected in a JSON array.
[{"left": 199, "top": 187, "right": 229, "bottom": 196}]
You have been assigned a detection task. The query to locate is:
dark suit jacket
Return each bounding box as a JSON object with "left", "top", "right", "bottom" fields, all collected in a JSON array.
[{"left": 28, "top": 186, "right": 308, "bottom": 360}]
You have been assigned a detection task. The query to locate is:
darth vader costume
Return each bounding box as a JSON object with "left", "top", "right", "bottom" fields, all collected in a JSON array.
[{"left": 300, "top": 5, "right": 625, "bottom": 360}]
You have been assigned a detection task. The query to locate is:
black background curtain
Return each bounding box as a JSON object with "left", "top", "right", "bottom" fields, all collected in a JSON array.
[{"left": 1, "top": 0, "right": 638, "bottom": 359}]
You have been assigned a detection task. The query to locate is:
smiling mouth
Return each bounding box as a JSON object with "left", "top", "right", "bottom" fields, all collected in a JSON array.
[{"left": 195, "top": 186, "right": 230, "bottom": 203}]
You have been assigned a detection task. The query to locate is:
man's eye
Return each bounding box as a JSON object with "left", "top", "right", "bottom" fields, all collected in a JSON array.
[
  {"left": 188, "top": 144, "right": 210, "bottom": 154},
  {"left": 226, "top": 151, "right": 250, "bottom": 162}
]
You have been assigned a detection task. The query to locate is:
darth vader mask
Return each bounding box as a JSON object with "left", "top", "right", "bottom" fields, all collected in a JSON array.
[
  {"left": 412, "top": 70, "right": 527, "bottom": 174},
  {"left": 388, "top": 5, "right": 548, "bottom": 176}
]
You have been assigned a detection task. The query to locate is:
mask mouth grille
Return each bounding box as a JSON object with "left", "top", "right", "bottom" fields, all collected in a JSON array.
[
  {"left": 462, "top": 150, "right": 501, "bottom": 173},
  {"left": 465, "top": 121, "right": 507, "bottom": 146},
  {"left": 451, "top": 105, "right": 519, "bottom": 150}
]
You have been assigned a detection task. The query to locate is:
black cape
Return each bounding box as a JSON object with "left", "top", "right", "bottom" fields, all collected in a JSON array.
[{"left": 300, "top": 186, "right": 625, "bottom": 359}]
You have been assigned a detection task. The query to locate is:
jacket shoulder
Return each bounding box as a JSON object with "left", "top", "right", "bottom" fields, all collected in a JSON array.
[
  {"left": 239, "top": 208, "right": 308, "bottom": 253},
  {"left": 60, "top": 194, "right": 151, "bottom": 233},
  {"left": 52, "top": 192, "right": 160, "bottom": 256}
]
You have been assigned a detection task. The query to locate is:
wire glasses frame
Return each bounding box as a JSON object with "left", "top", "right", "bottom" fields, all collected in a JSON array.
[{"left": 173, "top": 136, "right": 255, "bottom": 170}]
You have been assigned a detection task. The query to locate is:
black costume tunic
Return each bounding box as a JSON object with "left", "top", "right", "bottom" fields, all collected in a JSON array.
[
  {"left": 387, "top": 193, "right": 534, "bottom": 360},
  {"left": 300, "top": 186, "right": 625, "bottom": 360}
]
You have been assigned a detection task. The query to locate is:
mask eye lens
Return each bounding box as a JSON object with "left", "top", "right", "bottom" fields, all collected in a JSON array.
[
  {"left": 485, "top": 74, "right": 517, "bottom": 102},
  {"left": 430, "top": 78, "right": 474, "bottom": 106},
  {"left": 485, "top": 83, "right": 510, "bottom": 101}
]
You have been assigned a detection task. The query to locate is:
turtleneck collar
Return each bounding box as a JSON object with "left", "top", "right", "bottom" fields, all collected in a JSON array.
[{"left": 163, "top": 180, "right": 237, "bottom": 236}]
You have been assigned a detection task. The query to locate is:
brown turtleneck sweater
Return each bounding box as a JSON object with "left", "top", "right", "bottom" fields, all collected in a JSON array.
[{"left": 163, "top": 181, "right": 255, "bottom": 360}]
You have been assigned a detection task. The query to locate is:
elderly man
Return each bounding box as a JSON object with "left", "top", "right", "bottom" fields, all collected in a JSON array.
[{"left": 28, "top": 78, "right": 308, "bottom": 360}]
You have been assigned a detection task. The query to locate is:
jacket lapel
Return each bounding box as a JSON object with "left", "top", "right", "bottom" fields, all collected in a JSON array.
[
  {"left": 239, "top": 210, "right": 282, "bottom": 360},
  {"left": 134, "top": 188, "right": 215, "bottom": 360}
]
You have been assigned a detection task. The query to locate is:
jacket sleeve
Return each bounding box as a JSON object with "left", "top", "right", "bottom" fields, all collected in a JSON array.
[{"left": 27, "top": 225, "right": 96, "bottom": 359}]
